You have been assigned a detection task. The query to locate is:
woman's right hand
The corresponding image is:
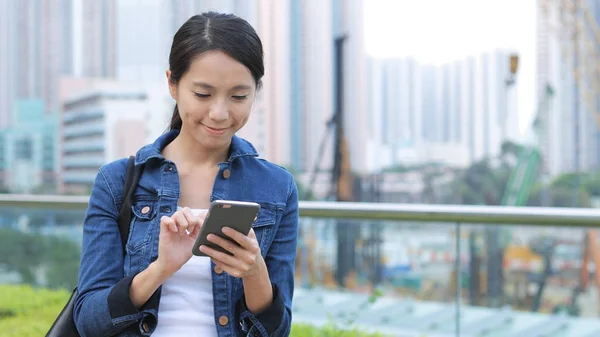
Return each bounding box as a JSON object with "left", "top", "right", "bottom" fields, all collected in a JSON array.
[{"left": 154, "top": 207, "right": 204, "bottom": 277}]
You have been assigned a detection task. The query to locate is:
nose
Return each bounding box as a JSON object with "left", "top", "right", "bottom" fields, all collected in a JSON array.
[{"left": 208, "top": 99, "right": 229, "bottom": 122}]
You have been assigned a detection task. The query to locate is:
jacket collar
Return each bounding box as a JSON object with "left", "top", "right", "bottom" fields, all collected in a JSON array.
[{"left": 134, "top": 129, "right": 259, "bottom": 165}]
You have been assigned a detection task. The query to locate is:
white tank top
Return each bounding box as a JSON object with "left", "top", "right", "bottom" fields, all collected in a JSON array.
[{"left": 152, "top": 207, "right": 217, "bottom": 337}]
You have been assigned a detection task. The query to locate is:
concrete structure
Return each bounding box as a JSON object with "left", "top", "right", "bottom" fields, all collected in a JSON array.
[{"left": 0, "top": 99, "right": 57, "bottom": 193}]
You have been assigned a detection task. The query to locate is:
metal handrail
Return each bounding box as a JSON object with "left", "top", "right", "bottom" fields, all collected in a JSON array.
[{"left": 0, "top": 194, "right": 599, "bottom": 227}]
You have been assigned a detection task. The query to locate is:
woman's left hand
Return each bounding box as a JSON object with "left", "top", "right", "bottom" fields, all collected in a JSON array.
[{"left": 199, "top": 227, "right": 263, "bottom": 278}]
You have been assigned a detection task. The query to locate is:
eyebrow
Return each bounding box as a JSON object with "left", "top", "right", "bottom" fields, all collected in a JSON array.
[{"left": 192, "top": 81, "right": 252, "bottom": 91}]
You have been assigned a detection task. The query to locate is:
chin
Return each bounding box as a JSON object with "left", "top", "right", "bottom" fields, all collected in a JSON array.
[{"left": 196, "top": 134, "right": 232, "bottom": 150}]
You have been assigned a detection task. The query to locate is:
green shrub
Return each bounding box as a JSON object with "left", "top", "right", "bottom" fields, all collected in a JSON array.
[
  {"left": 0, "top": 285, "right": 385, "bottom": 337},
  {"left": 0, "top": 229, "right": 81, "bottom": 289}
]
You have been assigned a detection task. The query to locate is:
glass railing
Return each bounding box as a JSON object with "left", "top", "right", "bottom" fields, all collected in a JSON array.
[{"left": 1, "top": 194, "right": 600, "bottom": 336}]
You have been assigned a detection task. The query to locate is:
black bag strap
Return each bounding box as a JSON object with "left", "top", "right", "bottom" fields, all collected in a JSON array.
[{"left": 117, "top": 156, "right": 144, "bottom": 252}]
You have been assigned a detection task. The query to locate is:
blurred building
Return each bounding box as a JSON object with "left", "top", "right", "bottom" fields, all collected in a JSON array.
[
  {"left": 81, "top": 0, "right": 117, "bottom": 78},
  {"left": 0, "top": 0, "right": 18, "bottom": 129},
  {"left": 0, "top": 0, "right": 73, "bottom": 126},
  {"left": 368, "top": 50, "right": 518, "bottom": 170},
  {"left": 117, "top": 0, "right": 168, "bottom": 82},
  {"left": 3, "top": 0, "right": 369, "bottom": 192},
  {"left": 288, "top": 0, "right": 368, "bottom": 175},
  {"left": 0, "top": 0, "right": 118, "bottom": 126},
  {"left": 536, "top": 0, "right": 600, "bottom": 177},
  {"left": 0, "top": 99, "right": 57, "bottom": 193},
  {"left": 58, "top": 78, "right": 168, "bottom": 194}
]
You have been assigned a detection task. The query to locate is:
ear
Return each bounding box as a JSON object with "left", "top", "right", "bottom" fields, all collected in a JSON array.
[{"left": 166, "top": 69, "right": 177, "bottom": 100}]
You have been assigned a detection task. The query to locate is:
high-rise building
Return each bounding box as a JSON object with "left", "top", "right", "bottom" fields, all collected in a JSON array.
[
  {"left": 0, "top": 0, "right": 74, "bottom": 123},
  {"left": 288, "top": 0, "right": 368, "bottom": 175},
  {"left": 81, "top": 0, "right": 117, "bottom": 78},
  {"left": 368, "top": 50, "right": 517, "bottom": 168},
  {"left": 0, "top": 0, "right": 118, "bottom": 124},
  {"left": 116, "top": 0, "right": 167, "bottom": 83},
  {"left": 536, "top": 0, "right": 600, "bottom": 177},
  {"left": 0, "top": 0, "right": 18, "bottom": 128},
  {"left": 367, "top": 57, "right": 421, "bottom": 168}
]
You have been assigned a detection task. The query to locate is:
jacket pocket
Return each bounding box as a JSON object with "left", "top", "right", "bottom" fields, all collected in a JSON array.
[
  {"left": 252, "top": 203, "right": 278, "bottom": 253},
  {"left": 124, "top": 200, "right": 159, "bottom": 275},
  {"left": 126, "top": 200, "right": 158, "bottom": 253}
]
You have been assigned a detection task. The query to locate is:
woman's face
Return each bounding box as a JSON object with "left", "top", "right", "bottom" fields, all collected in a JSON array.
[{"left": 167, "top": 50, "right": 256, "bottom": 151}]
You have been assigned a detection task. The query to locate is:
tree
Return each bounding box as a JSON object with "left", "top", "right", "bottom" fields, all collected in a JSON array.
[
  {"left": 282, "top": 166, "right": 316, "bottom": 201},
  {"left": 528, "top": 172, "right": 593, "bottom": 208},
  {"left": 444, "top": 158, "right": 513, "bottom": 205},
  {"left": 442, "top": 140, "right": 544, "bottom": 206}
]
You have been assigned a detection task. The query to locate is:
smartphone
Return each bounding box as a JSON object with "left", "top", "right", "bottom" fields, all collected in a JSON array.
[{"left": 192, "top": 200, "right": 260, "bottom": 257}]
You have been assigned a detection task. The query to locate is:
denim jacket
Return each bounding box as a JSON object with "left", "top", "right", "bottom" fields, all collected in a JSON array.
[{"left": 73, "top": 130, "right": 299, "bottom": 337}]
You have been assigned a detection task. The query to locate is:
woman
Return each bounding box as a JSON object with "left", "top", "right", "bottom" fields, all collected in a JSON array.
[{"left": 73, "top": 12, "right": 298, "bottom": 337}]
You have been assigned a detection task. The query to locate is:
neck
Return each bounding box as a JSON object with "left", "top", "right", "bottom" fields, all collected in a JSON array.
[{"left": 164, "top": 130, "right": 229, "bottom": 169}]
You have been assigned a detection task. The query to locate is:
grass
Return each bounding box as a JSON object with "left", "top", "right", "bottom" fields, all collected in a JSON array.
[{"left": 0, "top": 285, "right": 386, "bottom": 337}]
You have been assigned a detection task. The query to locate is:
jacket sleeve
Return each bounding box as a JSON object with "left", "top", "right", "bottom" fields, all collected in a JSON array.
[
  {"left": 236, "top": 175, "right": 299, "bottom": 337},
  {"left": 73, "top": 166, "right": 159, "bottom": 337}
]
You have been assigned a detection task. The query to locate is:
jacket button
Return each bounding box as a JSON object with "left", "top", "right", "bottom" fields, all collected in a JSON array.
[
  {"left": 141, "top": 206, "right": 150, "bottom": 214},
  {"left": 142, "top": 321, "right": 150, "bottom": 332},
  {"left": 214, "top": 265, "right": 223, "bottom": 274},
  {"left": 218, "top": 315, "right": 229, "bottom": 326},
  {"left": 222, "top": 169, "right": 231, "bottom": 179}
]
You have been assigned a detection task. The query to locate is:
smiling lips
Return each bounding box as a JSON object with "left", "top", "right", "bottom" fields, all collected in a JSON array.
[{"left": 202, "top": 124, "right": 228, "bottom": 135}]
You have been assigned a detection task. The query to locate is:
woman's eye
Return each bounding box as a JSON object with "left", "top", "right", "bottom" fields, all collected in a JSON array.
[
  {"left": 195, "top": 93, "right": 210, "bottom": 98},
  {"left": 232, "top": 95, "right": 248, "bottom": 101}
]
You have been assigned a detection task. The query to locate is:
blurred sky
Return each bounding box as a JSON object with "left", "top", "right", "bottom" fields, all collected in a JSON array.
[{"left": 364, "top": 0, "right": 537, "bottom": 138}]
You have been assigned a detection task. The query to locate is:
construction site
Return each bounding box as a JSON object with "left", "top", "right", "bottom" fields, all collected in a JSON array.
[{"left": 293, "top": 0, "right": 600, "bottom": 335}]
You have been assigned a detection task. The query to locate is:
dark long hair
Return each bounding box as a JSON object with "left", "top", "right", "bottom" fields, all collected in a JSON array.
[{"left": 168, "top": 12, "right": 264, "bottom": 130}]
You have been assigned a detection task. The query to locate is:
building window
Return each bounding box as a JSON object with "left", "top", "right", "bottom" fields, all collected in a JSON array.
[{"left": 15, "top": 138, "right": 33, "bottom": 160}]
